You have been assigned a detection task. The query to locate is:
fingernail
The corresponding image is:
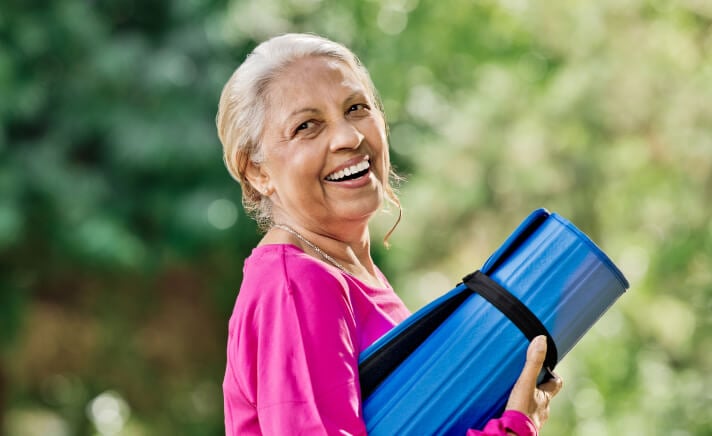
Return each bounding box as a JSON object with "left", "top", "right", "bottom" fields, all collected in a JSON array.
[{"left": 534, "top": 336, "right": 546, "bottom": 350}]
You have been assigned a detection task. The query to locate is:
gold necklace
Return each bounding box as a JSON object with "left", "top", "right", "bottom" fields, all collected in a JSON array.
[{"left": 272, "top": 224, "right": 348, "bottom": 272}]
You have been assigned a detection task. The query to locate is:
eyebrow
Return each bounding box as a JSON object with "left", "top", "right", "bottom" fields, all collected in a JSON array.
[
  {"left": 344, "top": 90, "right": 368, "bottom": 104},
  {"left": 288, "top": 107, "right": 320, "bottom": 118},
  {"left": 286, "top": 91, "right": 369, "bottom": 120}
]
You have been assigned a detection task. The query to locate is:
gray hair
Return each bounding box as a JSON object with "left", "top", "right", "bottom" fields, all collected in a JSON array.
[{"left": 216, "top": 33, "right": 402, "bottom": 239}]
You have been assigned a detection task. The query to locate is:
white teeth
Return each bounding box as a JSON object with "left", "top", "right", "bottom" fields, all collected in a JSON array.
[{"left": 326, "top": 160, "right": 370, "bottom": 181}]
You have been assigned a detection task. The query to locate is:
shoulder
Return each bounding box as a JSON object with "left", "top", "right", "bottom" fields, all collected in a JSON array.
[
  {"left": 245, "top": 244, "right": 348, "bottom": 287},
  {"left": 232, "top": 244, "right": 358, "bottom": 341},
  {"left": 240, "top": 244, "right": 350, "bottom": 304}
]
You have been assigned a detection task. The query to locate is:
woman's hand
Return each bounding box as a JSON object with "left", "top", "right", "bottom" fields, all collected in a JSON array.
[{"left": 505, "top": 335, "right": 564, "bottom": 431}]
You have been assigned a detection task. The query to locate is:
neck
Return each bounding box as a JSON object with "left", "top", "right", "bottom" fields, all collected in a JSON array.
[{"left": 268, "top": 221, "right": 382, "bottom": 287}]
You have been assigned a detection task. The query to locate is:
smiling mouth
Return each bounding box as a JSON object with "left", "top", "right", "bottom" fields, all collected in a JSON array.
[{"left": 325, "top": 160, "right": 370, "bottom": 182}]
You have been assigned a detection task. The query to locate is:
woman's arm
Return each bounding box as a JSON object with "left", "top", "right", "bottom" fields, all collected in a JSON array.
[{"left": 246, "top": 263, "right": 368, "bottom": 435}]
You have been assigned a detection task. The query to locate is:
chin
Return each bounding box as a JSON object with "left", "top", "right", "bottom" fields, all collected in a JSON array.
[{"left": 339, "top": 199, "right": 383, "bottom": 222}]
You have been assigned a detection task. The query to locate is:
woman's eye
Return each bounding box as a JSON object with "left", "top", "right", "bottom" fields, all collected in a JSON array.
[
  {"left": 295, "top": 121, "right": 313, "bottom": 133},
  {"left": 348, "top": 103, "right": 369, "bottom": 113}
]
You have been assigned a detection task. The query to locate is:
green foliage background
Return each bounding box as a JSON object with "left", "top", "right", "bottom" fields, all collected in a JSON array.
[{"left": 2, "top": 0, "right": 711, "bottom": 434}]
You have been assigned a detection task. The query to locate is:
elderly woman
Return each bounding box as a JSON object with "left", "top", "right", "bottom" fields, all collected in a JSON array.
[{"left": 216, "top": 33, "right": 562, "bottom": 435}]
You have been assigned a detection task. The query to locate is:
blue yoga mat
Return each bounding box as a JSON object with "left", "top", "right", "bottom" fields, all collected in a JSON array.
[{"left": 359, "top": 208, "right": 629, "bottom": 435}]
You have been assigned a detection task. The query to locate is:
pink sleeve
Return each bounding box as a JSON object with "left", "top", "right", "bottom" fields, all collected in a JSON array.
[
  {"left": 251, "top": 263, "right": 367, "bottom": 435},
  {"left": 466, "top": 410, "right": 538, "bottom": 436}
]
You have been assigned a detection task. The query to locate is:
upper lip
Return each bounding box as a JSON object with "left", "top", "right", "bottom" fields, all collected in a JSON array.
[{"left": 324, "top": 155, "right": 370, "bottom": 179}]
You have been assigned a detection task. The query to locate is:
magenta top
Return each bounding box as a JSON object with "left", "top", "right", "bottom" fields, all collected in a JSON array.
[{"left": 223, "top": 244, "right": 537, "bottom": 435}]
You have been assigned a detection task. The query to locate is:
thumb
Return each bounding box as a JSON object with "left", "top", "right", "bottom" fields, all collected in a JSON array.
[
  {"left": 506, "top": 335, "right": 547, "bottom": 411},
  {"left": 522, "top": 335, "right": 547, "bottom": 386}
]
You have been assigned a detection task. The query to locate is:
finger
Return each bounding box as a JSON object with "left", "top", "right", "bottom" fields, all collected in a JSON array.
[
  {"left": 538, "top": 389, "right": 551, "bottom": 405},
  {"left": 538, "top": 373, "right": 564, "bottom": 398}
]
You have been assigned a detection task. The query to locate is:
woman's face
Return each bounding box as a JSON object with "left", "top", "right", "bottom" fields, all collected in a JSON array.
[{"left": 252, "top": 56, "right": 389, "bottom": 234}]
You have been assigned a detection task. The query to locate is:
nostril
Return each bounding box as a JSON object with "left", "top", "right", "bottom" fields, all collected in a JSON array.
[{"left": 330, "top": 122, "right": 364, "bottom": 151}]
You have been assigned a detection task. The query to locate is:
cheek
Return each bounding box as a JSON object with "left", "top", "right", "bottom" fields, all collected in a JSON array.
[
  {"left": 278, "top": 155, "right": 325, "bottom": 197},
  {"left": 372, "top": 144, "right": 389, "bottom": 183},
  {"left": 271, "top": 142, "right": 319, "bottom": 174},
  {"left": 363, "top": 119, "right": 387, "bottom": 151},
  {"left": 374, "top": 133, "right": 390, "bottom": 172}
]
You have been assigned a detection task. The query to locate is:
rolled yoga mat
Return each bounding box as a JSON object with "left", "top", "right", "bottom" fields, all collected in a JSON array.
[{"left": 358, "top": 208, "right": 629, "bottom": 435}]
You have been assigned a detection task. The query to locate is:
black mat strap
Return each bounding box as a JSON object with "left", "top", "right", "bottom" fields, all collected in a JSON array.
[{"left": 462, "top": 271, "right": 558, "bottom": 373}]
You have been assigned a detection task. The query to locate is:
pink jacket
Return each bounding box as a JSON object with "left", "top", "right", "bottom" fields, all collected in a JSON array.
[{"left": 223, "top": 244, "right": 536, "bottom": 436}]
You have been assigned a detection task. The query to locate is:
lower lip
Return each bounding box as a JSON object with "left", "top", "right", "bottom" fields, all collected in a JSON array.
[{"left": 325, "top": 170, "right": 374, "bottom": 188}]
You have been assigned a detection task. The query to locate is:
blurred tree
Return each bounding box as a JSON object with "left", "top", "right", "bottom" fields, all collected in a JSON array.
[{"left": 2, "top": 0, "right": 258, "bottom": 433}]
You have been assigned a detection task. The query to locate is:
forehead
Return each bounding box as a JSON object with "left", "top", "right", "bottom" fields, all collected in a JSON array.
[{"left": 265, "top": 56, "right": 368, "bottom": 115}]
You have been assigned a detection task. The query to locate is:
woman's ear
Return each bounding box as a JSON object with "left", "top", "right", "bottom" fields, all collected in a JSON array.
[{"left": 245, "top": 160, "right": 274, "bottom": 196}]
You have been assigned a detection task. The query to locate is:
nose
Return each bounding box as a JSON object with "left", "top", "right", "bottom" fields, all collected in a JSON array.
[{"left": 329, "top": 119, "right": 364, "bottom": 152}]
